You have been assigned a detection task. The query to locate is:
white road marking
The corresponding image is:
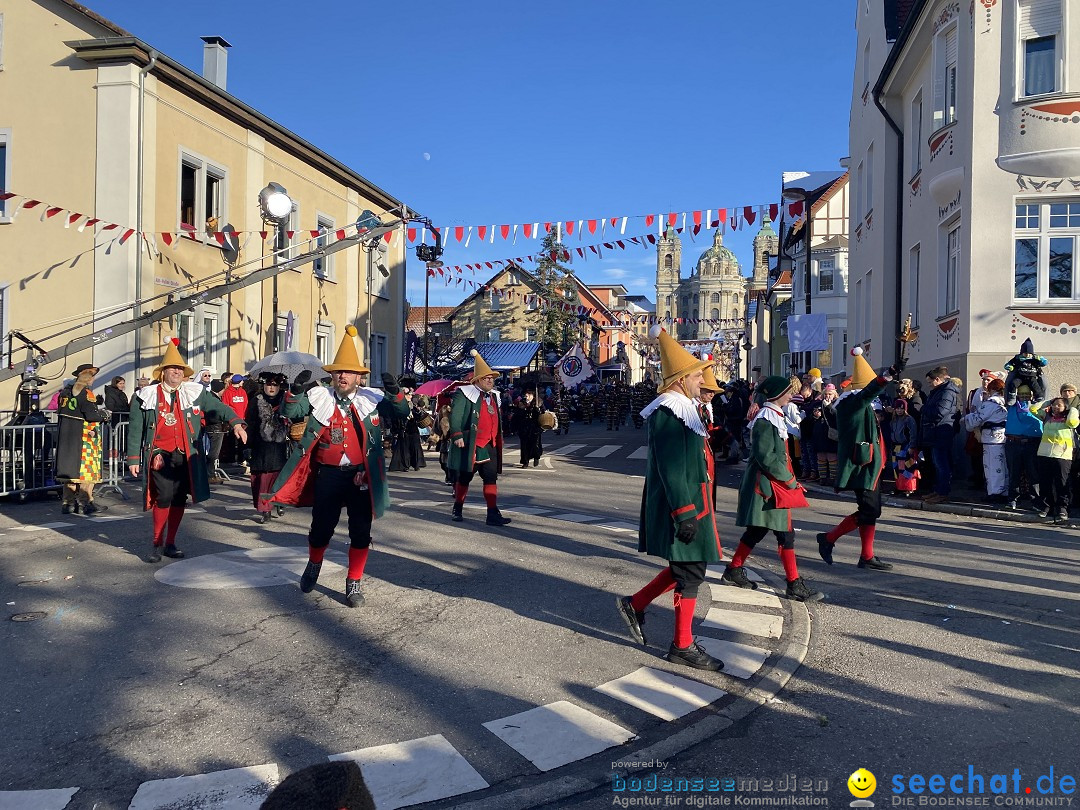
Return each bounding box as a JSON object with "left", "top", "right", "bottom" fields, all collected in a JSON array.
[
  {"left": 693, "top": 638, "right": 772, "bottom": 680},
  {"left": 540, "top": 456, "right": 553, "bottom": 469},
  {"left": 13, "top": 522, "right": 75, "bottom": 531},
  {"left": 594, "top": 666, "right": 726, "bottom": 721},
  {"left": 596, "top": 522, "right": 638, "bottom": 533},
  {"left": 708, "top": 583, "right": 783, "bottom": 609},
  {"left": 85, "top": 515, "right": 139, "bottom": 523},
  {"left": 628, "top": 446, "right": 649, "bottom": 460},
  {"left": 502, "top": 506, "right": 553, "bottom": 515},
  {"left": 701, "top": 608, "right": 784, "bottom": 639},
  {"left": 550, "top": 513, "right": 603, "bottom": 523},
  {"left": 551, "top": 444, "right": 586, "bottom": 455},
  {"left": 329, "top": 734, "right": 488, "bottom": 810},
  {"left": 127, "top": 763, "right": 278, "bottom": 809},
  {"left": 0, "top": 788, "right": 78, "bottom": 810},
  {"left": 585, "top": 445, "right": 621, "bottom": 458},
  {"left": 154, "top": 548, "right": 347, "bottom": 590},
  {"left": 483, "top": 701, "right": 635, "bottom": 772}
]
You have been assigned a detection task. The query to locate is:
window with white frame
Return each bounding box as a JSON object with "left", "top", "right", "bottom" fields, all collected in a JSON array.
[
  {"left": 0, "top": 128, "right": 10, "bottom": 221},
  {"left": 313, "top": 215, "right": 334, "bottom": 280},
  {"left": 934, "top": 24, "right": 958, "bottom": 129},
  {"left": 1019, "top": 0, "right": 1061, "bottom": 97},
  {"left": 862, "top": 40, "right": 871, "bottom": 90},
  {"left": 489, "top": 289, "right": 500, "bottom": 311},
  {"left": 315, "top": 322, "right": 334, "bottom": 364},
  {"left": 524, "top": 327, "right": 536, "bottom": 342},
  {"left": 488, "top": 328, "right": 500, "bottom": 341},
  {"left": 910, "top": 91, "right": 923, "bottom": 175},
  {"left": 909, "top": 244, "right": 921, "bottom": 327},
  {"left": 178, "top": 152, "right": 226, "bottom": 237},
  {"left": 780, "top": 352, "right": 791, "bottom": 375},
  {"left": 943, "top": 221, "right": 961, "bottom": 315},
  {"left": 506, "top": 272, "right": 520, "bottom": 286},
  {"left": 176, "top": 313, "right": 194, "bottom": 356},
  {"left": 819, "top": 258, "right": 835, "bottom": 293},
  {"left": 1014, "top": 200, "right": 1079, "bottom": 302},
  {"left": 285, "top": 202, "right": 300, "bottom": 261},
  {"left": 856, "top": 161, "right": 865, "bottom": 221},
  {"left": 371, "top": 333, "right": 388, "bottom": 381},
  {"left": 525, "top": 293, "right": 537, "bottom": 311},
  {"left": 865, "top": 143, "right": 874, "bottom": 217},
  {"left": 275, "top": 312, "right": 298, "bottom": 352},
  {"left": 854, "top": 277, "right": 864, "bottom": 342}
]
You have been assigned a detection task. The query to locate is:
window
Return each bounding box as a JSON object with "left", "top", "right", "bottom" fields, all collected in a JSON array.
[
  {"left": 934, "top": 24, "right": 958, "bottom": 128},
  {"left": 909, "top": 245, "right": 921, "bottom": 327},
  {"left": 1014, "top": 200, "right": 1080, "bottom": 301},
  {"left": 731, "top": 308, "right": 738, "bottom": 320},
  {"left": 910, "top": 91, "right": 923, "bottom": 175},
  {"left": 733, "top": 293, "right": 739, "bottom": 305},
  {"left": 865, "top": 143, "right": 874, "bottom": 217},
  {"left": 371, "top": 333, "right": 388, "bottom": 381},
  {"left": 313, "top": 215, "right": 334, "bottom": 280},
  {"left": 176, "top": 313, "right": 194, "bottom": 354},
  {"left": 275, "top": 312, "right": 298, "bottom": 352},
  {"left": 315, "top": 322, "right": 334, "bottom": 364},
  {"left": 177, "top": 152, "right": 226, "bottom": 237},
  {"left": 0, "top": 128, "right": 9, "bottom": 220},
  {"left": 506, "top": 272, "right": 520, "bottom": 286},
  {"left": 1019, "top": 0, "right": 1061, "bottom": 97},
  {"left": 711, "top": 308, "right": 720, "bottom": 321},
  {"left": 862, "top": 39, "right": 871, "bottom": 90},
  {"left": 525, "top": 294, "right": 537, "bottom": 312},
  {"left": 524, "top": 327, "right": 536, "bottom": 342},
  {"left": 664, "top": 254, "right": 673, "bottom": 269},
  {"left": 489, "top": 289, "right": 500, "bottom": 311},
  {"left": 944, "top": 222, "right": 960, "bottom": 315},
  {"left": 710, "top": 292, "right": 720, "bottom": 303},
  {"left": 488, "top": 328, "right": 501, "bottom": 341},
  {"left": 201, "top": 315, "right": 217, "bottom": 367},
  {"left": 856, "top": 161, "right": 865, "bottom": 221},
  {"left": 854, "top": 278, "right": 864, "bottom": 342},
  {"left": 819, "top": 258, "right": 835, "bottom": 293},
  {"left": 665, "top": 294, "right": 672, "bottom": 307},
  {"left": 780, "top": 353, "right": 791, "bottom": 375}
]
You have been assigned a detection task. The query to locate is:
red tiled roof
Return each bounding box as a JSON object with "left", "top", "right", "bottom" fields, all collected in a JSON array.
[{"left": 406, "top": 306, "right": 454, "bottom": 331}]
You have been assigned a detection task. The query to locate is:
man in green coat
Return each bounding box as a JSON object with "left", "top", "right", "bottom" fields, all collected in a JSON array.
[
  {"left": 266, "top": 325, "right": 409, "bottom": 607},
  {"left": 816, "top": 347, "right": 903, "bottom": 571},
  {"left": 615, "top": 328, "right": 724, "bottom": 672},
  {"left": 447, "top": 349, "right": 511, "bottom": 527},
  {"left": 723, "top": 376, "right": 823, "bottom": 602},
  {"left": 127, "top": 341, "right": 247, "bottom": 563}
]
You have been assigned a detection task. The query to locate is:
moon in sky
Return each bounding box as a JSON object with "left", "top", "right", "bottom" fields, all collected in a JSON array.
[{"left": 423, "top": 152, "right": 431, "bottom": 161}]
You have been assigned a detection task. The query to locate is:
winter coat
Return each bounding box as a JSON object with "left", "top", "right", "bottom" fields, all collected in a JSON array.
[
  {"left": 736, "top": 406, "right": 799, "bottom": 532},
  {"left": 920, "top": 379, "right": 962, "bottom": 435},
  {"left": 56, "top": 385, "right": 108, "bottom": 482},
  {"left": 638, "top": 397, "right": 722, "bottom": 563},
  {"left": 517, "top": 402, "right": 543, "bottom": 462},
  {"left": 834, "top": 376, "right": 888, "bottom": 492},
  {"left": 1032, "top": 405, "right": 1079, "bottom": 459},
  {"left": 103, "top": 384, "right": 129, "bottom": 425},
  {"left": 1005, "top": 401, "right": 1044, "bottom": 438},
  {"left": 245, "top": 392, "right": 290, "bottom": 474},
  {"left": 961, "top": 395, "right": 1007, "bottom": 445},
  {"left": 890, "top": 414, "right": 918, "bottom": 451}
]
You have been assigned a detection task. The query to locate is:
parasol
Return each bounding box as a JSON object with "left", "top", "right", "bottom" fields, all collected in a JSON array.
[
  {"left": 414, "top": 378, "right": 455, "bottom": 396},
  {"left": 249, "top": 351, "right": 328, "bottom": 384}
]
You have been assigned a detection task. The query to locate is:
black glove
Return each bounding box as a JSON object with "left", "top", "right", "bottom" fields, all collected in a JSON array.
[
  {"left": 95, "top": 394, "right": 106, "bottom": 405},
  {"left": 675, "top": 517, "right": 698, "bottom": 544},
  {"left": 289, "top": 370, "right": 312, "bottom": 395},
  {"left": 381, "top": 373, "right": 400, "bottom": 395},
  {"left": 885, "top": 357, "right": 908, "bottom": 379}
]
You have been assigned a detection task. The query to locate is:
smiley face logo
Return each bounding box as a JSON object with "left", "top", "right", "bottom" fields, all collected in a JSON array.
[{"left": 848, "top": 769, "right": 877, "bottom": 798}]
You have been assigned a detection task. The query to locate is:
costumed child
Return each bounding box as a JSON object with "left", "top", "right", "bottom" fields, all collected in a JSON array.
[
  {"left": 962, "top": 377, "right": 1009, "bottom": 503},
  {"left": 722, "top": 375, "right": 824, "bottom": 602},
  {"left": 1004, "top": 338, "right": 1048, "bottom": 405},
  {"left": 890, "top": 398, "right": 920, "bottom": 496}
]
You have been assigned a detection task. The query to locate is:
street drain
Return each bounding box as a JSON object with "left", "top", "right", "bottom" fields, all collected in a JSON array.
[
  {"left": 11, "top": 612, "right": 48, "bottom": 622},
  {"left": 17, "top": 580, "right": 51, "bottom": 586}
]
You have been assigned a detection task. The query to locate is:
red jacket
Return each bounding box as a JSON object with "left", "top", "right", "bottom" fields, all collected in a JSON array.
[{"left": 223, "top": 386, "right": 249, "bottom": 420}]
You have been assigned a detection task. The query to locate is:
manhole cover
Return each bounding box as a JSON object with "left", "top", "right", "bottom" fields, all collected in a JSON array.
[
  {"left": 17, "top": 579, "right": 51, "bottom": 586},
  {"left": 11, "top": 612, "right": 48, "bottom": 622}
]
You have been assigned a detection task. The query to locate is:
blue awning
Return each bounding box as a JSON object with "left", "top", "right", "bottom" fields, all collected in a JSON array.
[{"left": 465, "top": 342, "right": 542, "bottom": 371}]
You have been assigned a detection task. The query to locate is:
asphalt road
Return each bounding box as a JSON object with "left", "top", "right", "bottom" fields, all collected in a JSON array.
[{"left": 1, "top": 421, "right": 1078, "bottom": 810}]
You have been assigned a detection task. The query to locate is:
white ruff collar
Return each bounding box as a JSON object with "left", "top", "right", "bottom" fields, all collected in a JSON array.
[
  {"left": 751, "top": 402, "right": 788, "bottom": 440},
  {"left": 135, "top": 381, "right": 203, "bottom": 412},
  {"left": 307, "top": 384, "right": 384, "bottom": 426},
  {"left": 640, "top": 391, "right": 706, "bottom": 436},
  {"left": 459, "top": 384, "right": 501, "bottom": 407}
]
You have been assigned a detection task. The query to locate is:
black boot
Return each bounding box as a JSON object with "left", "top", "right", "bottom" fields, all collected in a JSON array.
[
  {"left": 720, "top": 565, "right": 757, "bottom": 590},
  {"left": 816, "top": 533, "right": 834, "bottom": 565},
  {"left": 163, "top": 545, "right": 185, "bottom": 559},
  {"left": 82, "top": 501, "right": 107, "bottom": 516},
  {"left": 486, "top": 508, "right": 511, "bottom": 526},
  {"left": 666, "top": 641, "right": 724, "bottom": 671},
  {"left": 300, "top": 561, "right": 322, "bottom": 592},
  {"left": 144, "top": 543, "right": 162, "bottom": 564},
  {"left": 451, "top": 502, "right": 464, "bottom": 522},
  {"left": 786, "top": 577, "right": 825, "bottom": 602},
  {"left": 345, "top": 578, "right": 365, "bottom": 607}
]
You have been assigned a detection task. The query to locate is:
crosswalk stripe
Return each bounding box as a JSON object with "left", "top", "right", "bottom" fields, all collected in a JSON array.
[
  {"left": 127, "top": 763, "right": 278, "bottom": 809},
  {"left": 329, "top": 734, "right": 489, "bottom": 810},
  {"left": 628, "top": 446, "right": 648, "bottom": 460},
  {"left": 13, "top": 522, "right": 75, "bottom": 531},
  {"left": 585, "top": 445, "right": 621, "bottom": 458},
  {"left": 701, "top": 608, "right": 784, "bottom": 639},
  {"left": 693, "top": 638, "right": 772, "bottom": 680},
  {"left": 549, "top": 513, "right": 603, "bottom": 523},
  {"left": 551, "top": 443, "right": 586, "bottom": 455},
  {"left": 482, "top": 701, "right": 635, "bottom": 772},
  {"left": 594, "top": 666, "right": 726, "bottom": 721},
  {"left": 0, "top": 788, "right": 78, "bottom": 810},
  {"left": 709, "top": 583, "right": 783, "bottom": 609},
  {"left": 503, "top": 505, "right": 552, "bottom": 515}
]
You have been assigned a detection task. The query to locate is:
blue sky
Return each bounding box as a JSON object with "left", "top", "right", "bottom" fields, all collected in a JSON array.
[{"left": 87, "top": 0, "right": 856, "bottom": 307}]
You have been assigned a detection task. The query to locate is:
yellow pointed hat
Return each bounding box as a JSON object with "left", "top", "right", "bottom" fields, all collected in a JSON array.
[
  {"left": 323, "top": 325, "right": 370, "bottom": 374},
  {"left": 470, "top": 349, "right": 496, "bottom": 379},
  {"left": 701, "top": 365, "right": 721, "bottom": 392},
  {"left": 849, "top": 346, "right": 876, "bottom": 389},
  {"left": 154, "top": 339, "right": 194, "bottom": 380},
  {"left": 655, "top": 328, "right": 712, "bottom": 390}
]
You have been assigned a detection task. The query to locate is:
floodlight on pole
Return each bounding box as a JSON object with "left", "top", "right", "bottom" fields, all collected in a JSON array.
[{"left": 258, "top": 182, "right": 292, "bottom": 224}]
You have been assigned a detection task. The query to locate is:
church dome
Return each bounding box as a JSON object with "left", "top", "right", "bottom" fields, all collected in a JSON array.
[{"left": 697, "top": 229, "right": 736, "bottom": 268}]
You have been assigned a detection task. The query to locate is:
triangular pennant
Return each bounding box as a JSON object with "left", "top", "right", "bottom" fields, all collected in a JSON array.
[
  {"left": 65, "top": 213, "right": 82, "bottom": 228},
  {"left": 587, "top": 219, "right": 597, "bottom": 235},
  {"left": 500, "top": 224, "right": 510, "bottom": 240},
  {"left": 523, "top": 223, "right": 533, "bottom": 239},
  {"left": 160, "top": 232, "right": 175, "bottom": 247},
  {"left": 667, "top": 212, "right": 677, "bottom": 227},
  {"left": 645, "top": 214, "right": 655, "bottom": 227},
  {"left": 407, "top": 227, "right": 417, "bottom": 242},
  {"left": 769, "top": 203, "right": 779, "bottom": 221},
  {"left": 477, "top": 225, "right": 487, "bottom": 241},
  {"left": 743, "top": 207, "right": 756, "bottom": 227},
  {"left": 788, "top": 201, "right": 804, "bottom": 218},
  {"left": 565, "top": 220, "right": 574, "bottom": 235},
  {"left": 455, "top": 226, "right": 465, "bottom": 242},
  {"left": 383, "top": 231, "right": 393, "bottom": 243}
]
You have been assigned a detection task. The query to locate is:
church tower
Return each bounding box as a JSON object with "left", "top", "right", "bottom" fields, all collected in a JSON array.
[
  {"left": 751, "top": 213, "right": 779, "bottom": 293},
  {"left": 656, "top": 224, "right": 682, "bottom": 327}
]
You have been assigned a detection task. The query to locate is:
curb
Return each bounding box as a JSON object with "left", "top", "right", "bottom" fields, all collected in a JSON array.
[{"left": 449, "top": 570, "right": 812, "bottom": 810}]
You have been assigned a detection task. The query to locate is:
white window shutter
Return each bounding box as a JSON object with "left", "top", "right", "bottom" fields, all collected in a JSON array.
[
  {"left": 1019, "top": 0, "right": 1061, "bottom": 39},
  {"left": 945, "top": 27, "right": 957, "bottom": 65}
]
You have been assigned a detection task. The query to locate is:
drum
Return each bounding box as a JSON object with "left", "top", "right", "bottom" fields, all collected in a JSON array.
[
  {"left": 288, "top": 422, "right": 306, "bottom": 441},
  {"left": 415, "top": 412, "right": 434, "bottom": 429},
  {"left": 538, "top": 412, "right": 557, "bottom": 431}
]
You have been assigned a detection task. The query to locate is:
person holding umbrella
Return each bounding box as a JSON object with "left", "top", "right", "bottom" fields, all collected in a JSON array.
[{"left": 246, "top": 372, "right": 289, "bottom": 523}]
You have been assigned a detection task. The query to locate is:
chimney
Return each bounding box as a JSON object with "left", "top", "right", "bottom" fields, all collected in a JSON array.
[{"left": 200, "top": 36, "right": 231, "bottom": 91}]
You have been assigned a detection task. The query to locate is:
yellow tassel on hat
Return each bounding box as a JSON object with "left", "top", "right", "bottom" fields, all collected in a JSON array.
[
  {"left": 323, "top": 324, "right": 370, "bottom": 374},
  {"left": 656, "top": 329, "right": 712, "bottom": 390},
  {"left": 849, "top": 347, "right": 876, "bottom": 389},
  {"left": 470, "top": 348, "right": 496, "bottom": 379}
]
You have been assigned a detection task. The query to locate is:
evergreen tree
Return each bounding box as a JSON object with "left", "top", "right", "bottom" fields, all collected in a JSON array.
[{"left": 532, "top": 229, "right": 578, "bottom": 351}]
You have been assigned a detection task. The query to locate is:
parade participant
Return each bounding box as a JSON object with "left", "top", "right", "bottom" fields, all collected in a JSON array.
[
  {"left": 448, "top": 351, "right": 511, "bottom": 526},
  {"left": 816, "top": 347, "right": 902, "bottom": 571},
  {"left": 127, "top": 340, "right": 247, "bottom": 562},
  {"left": 1032, "top": 396, "right": 1079, "bottom": 522},
  {"left": 699, "top": 367, "right": 732, "bottom": 509},
  {"left": 267, "top": 326, "right": 407, "bottom": 606},
  {"left": 389, "top": 384, "right": 427, "bottom": 472},
  {"left": 606, "top": 384, "right": 621, "bottom": 431},
  {"left": 245, "top": 372, "right": 289, "bottom": 524},
  {"left": 555, "top": 391, "right": 571, "bottom": 436},
  {"left": 815, "top": 384, "right": 840, "bottom": 485},
  {"left": 56, "top": 363, "right": 110, "bottom": 515},
  {"left": 516, "top": 390, "right": 544, "bottom": 468},
  {"left": 615, "top": 328, "right": 724, "bottom": 671},
  {"left": 889, "top": 398, "right": 920, "bottom": 496},
  {"left": 722, "top": 376, "right": 823, "bottom": 602},
  {"left": 962, "top": 377, "right": 1008, "bottom": 504}
]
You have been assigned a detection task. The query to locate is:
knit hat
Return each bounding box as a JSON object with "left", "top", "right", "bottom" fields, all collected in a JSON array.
[
  {"left": 653, "top": 327, "right": 712, "bottom": 390},
  {"left": 701, "top": 365, "right": 721, "bottom": 393},
  {"left": 469, "top": 349, "right": 496, "bottom": 380},
  {"left": 758, "top": 375, "right": 794, "bottom": 401},
  {"left": 323, "top": 325, "right": 370, "bottom": 374},
  {"left": 849, "top": 347, "right": 876, "bottom": 390},
  {"left": 155, "top": 339, "right": 194, "bottom": 380},
  {"left": 1021, "top": 338, "right": 1034, "bottom": 354},
  {"left": 892, "top": 398, "right": 908, "bottom": 412},
  {"left": 823, "top": 383, "right": 837, "bottom": 393},
  {"left": 808, "top": 367, "right": 822, "bottom": 379}
]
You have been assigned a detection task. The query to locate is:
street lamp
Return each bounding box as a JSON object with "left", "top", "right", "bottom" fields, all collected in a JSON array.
[
  {"left": 258, "top": 182, "right": 292, "bottom": 353},
  {"left": 782, "top": 185, "right": 813, "bottom": 374},
  {"left": 414, "top": 222, "right": 443, "bottom": 374}
]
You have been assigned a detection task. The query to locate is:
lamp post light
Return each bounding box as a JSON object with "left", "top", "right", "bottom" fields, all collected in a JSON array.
[
  {"left": 782, "top": 185, "right": 813, "bottom": 374},
  {"left": 258, "top": 182, "right": 293, "bottom": 353}
]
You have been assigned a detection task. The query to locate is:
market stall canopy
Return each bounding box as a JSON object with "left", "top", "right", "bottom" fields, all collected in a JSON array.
[{"left": 462, "top": 341, "right": 542, "bottom": 371}]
